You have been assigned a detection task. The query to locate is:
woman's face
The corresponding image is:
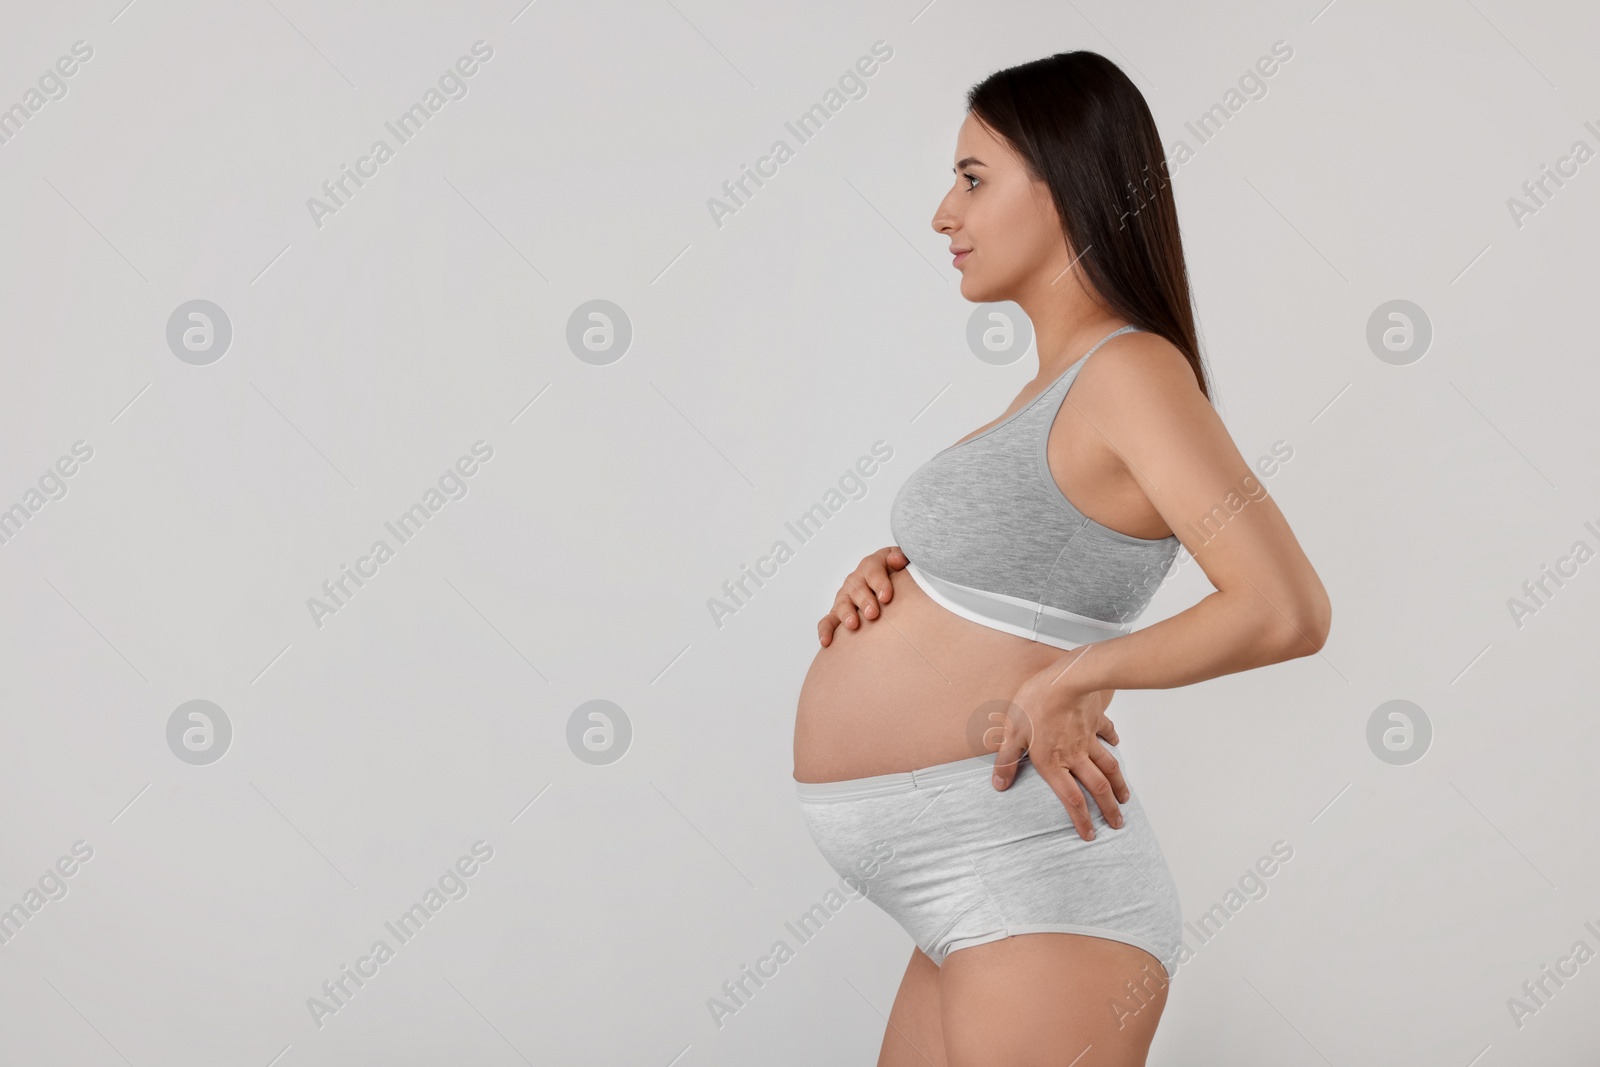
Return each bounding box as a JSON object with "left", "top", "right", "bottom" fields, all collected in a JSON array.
[{"left": 931, "top": 111, "right": 1070, "bottom": 304}]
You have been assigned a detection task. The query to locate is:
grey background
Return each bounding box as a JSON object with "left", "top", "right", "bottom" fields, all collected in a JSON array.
[{"left": 2, "top": 0, "right": 1597, "bottom": 1064}]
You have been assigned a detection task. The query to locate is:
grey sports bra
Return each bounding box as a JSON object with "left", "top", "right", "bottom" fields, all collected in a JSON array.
[{"left": 889, "top": 324, "right": 1180, "bottom": 649}]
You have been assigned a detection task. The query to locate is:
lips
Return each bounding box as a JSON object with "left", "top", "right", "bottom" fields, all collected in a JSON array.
[{"left": 951, "top": 247, "right": 971, "bottom": 266}]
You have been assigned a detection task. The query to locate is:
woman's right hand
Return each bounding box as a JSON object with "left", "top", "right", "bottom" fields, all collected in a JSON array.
[{"left": 817, "top": 546, "right": 909, "bottom": 646}]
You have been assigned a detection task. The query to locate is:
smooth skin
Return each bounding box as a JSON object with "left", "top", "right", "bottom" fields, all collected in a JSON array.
[
  {"left": 879, "top": 941, "right": 1170, "bottom": 1067},
  {"left": 814, "top": 111, "right": 1331, "bottom": 1066}
]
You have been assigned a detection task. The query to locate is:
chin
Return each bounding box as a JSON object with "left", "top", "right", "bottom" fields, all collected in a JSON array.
[{"left": 958, "top": 274, "right": 1002, "bottom": 304}]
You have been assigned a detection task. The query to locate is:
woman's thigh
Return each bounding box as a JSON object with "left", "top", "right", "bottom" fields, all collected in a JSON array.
[
  {"left": 879, "top": 947, "right": 948, "bottom": 1067},
  {"left": 938, "top": 933, "right": 1171, "bottom": 1067}
]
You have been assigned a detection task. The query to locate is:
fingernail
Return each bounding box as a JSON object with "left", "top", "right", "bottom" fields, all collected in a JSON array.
[{"left": 993, "top": 775, "right": 1004, "bottom": 787}]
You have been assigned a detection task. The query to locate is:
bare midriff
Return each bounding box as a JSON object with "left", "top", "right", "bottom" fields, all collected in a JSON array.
[{"left": 791, "top": 563, "right": 1074, "bottom": 783}]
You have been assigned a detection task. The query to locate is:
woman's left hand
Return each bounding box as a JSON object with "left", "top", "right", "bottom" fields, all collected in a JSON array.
[{"left": 991, "top": 649, "right": 1130, "bottom": 842}]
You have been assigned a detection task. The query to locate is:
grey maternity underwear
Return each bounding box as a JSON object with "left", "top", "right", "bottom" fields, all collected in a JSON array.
[{"left": 795, "top": 743, "right": 1183, "bottom": 978}]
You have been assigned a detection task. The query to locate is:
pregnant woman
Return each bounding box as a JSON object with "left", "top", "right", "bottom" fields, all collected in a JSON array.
[{"left": 792, "top": 52, "right": 1330, "bottom": 1067}]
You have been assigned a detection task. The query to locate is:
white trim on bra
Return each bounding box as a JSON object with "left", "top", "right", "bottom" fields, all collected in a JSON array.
[{"left": 904, "top": 560, "right": 1132, "bottom": 651}]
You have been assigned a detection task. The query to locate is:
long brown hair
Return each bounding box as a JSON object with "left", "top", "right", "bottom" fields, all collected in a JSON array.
[{"left": 967, "top": 51, "right": 1211, "bottom": 401}]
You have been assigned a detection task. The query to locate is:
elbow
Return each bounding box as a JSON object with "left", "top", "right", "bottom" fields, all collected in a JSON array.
[{"left": 1272, "top": 584, "right": 1331, "bottom": 659}]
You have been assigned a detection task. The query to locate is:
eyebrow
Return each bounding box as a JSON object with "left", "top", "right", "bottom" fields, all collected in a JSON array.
[{"left": 952, "top": 157, "right": 987, "bottom": 171}]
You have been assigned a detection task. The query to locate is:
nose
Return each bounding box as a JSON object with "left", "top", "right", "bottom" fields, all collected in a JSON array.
[{"left": 932, "top": 191, "right": 959, "bottom": 235}]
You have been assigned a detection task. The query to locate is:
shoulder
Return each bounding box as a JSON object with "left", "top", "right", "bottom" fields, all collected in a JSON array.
[
  {"left": 1066, "top": 328, "right": 1219, "bottom": 471},
  {"left": 1072, "top": 327, "right": 1205, "bottom": 416}
]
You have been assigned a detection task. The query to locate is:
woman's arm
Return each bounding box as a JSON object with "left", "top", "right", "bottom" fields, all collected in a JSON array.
[
  {"left": 1048, "top": 578, "right": 1327, "bottom": 699},
  {"left": 1051, "top": 332, "right": 1332, "bottom": 695},
  {"left": 996, "top": 331, "right": 1331, "bottom": 835}
]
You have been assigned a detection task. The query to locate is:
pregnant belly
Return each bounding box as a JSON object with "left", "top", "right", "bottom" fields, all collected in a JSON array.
[{"left": 792, "top": 563, "right": 1071, "bottom": 783}]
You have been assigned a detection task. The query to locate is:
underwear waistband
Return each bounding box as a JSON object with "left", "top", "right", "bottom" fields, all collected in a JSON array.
[{"left": 794, "top": 750, "right": 1034, "bottom": 801}]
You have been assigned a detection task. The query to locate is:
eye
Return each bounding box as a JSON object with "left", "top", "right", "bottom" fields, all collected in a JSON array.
[{"left": 961, "top": 172, "right": 980, "bottom": 191}]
